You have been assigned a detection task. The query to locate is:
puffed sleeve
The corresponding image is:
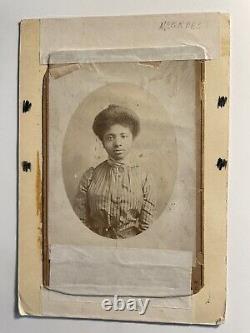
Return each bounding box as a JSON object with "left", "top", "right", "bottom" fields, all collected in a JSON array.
[
  {"left": 139, "top": 173, "right": 156, "bottom": 231},
  {"left": 74, "top": 167, "right": 94, "bottom": 225}
]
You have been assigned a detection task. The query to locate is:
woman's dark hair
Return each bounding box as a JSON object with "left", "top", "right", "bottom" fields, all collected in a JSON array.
[{"left": 92, "top": 104, "right": 140, "bottom": 141}]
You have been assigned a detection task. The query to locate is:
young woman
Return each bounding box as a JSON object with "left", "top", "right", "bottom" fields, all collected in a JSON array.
[{"left": 74, "top": 104, "right": 156, "bottom": 239}]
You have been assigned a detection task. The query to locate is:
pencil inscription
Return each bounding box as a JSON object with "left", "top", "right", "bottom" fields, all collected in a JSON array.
[{"left": 159, "top": 21, "right": 201, "bottom": 31}]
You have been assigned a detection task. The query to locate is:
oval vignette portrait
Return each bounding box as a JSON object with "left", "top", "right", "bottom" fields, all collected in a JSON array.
[{"left": 62, "top": 83, "right": 177, "bottom": 239}]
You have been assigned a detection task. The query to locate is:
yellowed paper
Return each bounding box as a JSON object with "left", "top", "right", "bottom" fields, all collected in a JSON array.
[
  {"left": 18, "top": 13, "right": 229, "bottom": 325},
  {"left": 40, "top": 13, "right": 220, "bottom": 64}
]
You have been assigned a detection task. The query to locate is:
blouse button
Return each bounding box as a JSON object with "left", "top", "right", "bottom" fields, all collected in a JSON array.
[{"left": 120, "top": 215, "right": 126, "bottom": 222}]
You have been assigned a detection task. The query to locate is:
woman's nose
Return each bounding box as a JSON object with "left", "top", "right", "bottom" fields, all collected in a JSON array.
[{"left": 114, "top": 137, "right": 122, "bottom": 146}]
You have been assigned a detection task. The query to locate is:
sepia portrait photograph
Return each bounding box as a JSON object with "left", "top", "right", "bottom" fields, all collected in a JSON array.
[{"left": 45, "top": 59, "right": 200, "bottom": 296}]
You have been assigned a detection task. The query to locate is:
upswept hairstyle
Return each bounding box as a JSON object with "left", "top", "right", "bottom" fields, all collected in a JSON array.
[{"left": 92, "top": 104, "right": 140, "bottom": 141}]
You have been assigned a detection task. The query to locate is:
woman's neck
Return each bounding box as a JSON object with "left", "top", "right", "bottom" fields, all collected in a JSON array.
[{"left": 108, "top": 155, "right": 129, "bottom": 167}]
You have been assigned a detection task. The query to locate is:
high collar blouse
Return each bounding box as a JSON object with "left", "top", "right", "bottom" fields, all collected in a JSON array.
[{"left": 74, "top": 158, "right": 156, "bottom": 239}]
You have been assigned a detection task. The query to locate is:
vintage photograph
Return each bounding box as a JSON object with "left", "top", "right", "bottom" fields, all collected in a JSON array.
[
  {"left": 47, "top": 60, "right": 198, "bottom": 254},
  {"left": 45, "top": 60, "right": 199, "bottom": 297}
]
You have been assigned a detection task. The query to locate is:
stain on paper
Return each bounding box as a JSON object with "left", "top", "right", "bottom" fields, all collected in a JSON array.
[
  {"left": 217, "top": 96, "right": 227, "bottom": 108},
  {"left": 216, "top": 158, "right": 227, "bottom": 170},
  {"left": 23, "top": 100, "right": 32, "bottom": 113},
  {"left": 22, "top": 161, "right": 31, "bottom": 172}
]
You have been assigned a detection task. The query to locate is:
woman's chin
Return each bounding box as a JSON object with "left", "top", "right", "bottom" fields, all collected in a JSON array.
[
  {"left": 113, "top": 156, "right": 125, "bottom": 161},
  {"left": 111, "top": 153, "right": 126, "bottom": 161}
]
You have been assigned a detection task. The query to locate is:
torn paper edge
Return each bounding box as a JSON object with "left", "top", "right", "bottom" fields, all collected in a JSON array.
[{"left": 48, "top": 45, "right": 207, "bottom": 64}]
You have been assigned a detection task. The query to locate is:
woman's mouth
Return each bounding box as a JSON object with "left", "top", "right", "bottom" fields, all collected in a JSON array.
[{"left": 113, "top": 149, "right": 125, "bottom": 154}]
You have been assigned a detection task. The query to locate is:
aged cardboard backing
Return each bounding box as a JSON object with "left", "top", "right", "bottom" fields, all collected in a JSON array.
[{"left": 18, "top": 14, "right": 229, "bottom": 324}]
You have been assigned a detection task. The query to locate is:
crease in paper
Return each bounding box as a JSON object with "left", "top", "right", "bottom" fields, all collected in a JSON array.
[{"left": 49, "top": 245, "right": 192, "bottom": 297}]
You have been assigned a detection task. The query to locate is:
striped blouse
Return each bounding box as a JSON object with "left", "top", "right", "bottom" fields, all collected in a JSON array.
[{"left": 74, "top": 158, "right": 156, "bottom": 239}]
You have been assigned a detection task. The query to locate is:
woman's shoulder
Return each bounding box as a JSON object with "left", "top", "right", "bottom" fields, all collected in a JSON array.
[
  {"left": 130, "top": 163, "right": 154, "bottom": 183},
  {"left": 82, "top": 160, "right": 108, "bottom": 175},
  {"left": 81, "top": 166, "right": 95, "bottom": 179},
  {"left": 94, "top": 160, "right": 109, "bottom": 171},
  {"left": 131, "top": 161, "right": 147, "bottom": 173},
  {"left": 81, "top": 160, "right": 109, "bottom": 181},
  {"left": 78, "top": 167, "right": 95, "bottom": 191},
  {"left": 132, "top": 165, "right": 155, "bottom": 196}
]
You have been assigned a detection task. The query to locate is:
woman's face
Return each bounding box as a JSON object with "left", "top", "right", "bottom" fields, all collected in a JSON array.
[{"left": 102, "top": 124, "right": 133, "bottom": 161}]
